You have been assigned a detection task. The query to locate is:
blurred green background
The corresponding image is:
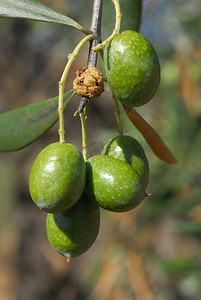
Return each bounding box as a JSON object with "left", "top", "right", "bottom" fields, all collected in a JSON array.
[{"left": 0, "top": 0, "right": 201, "bottom": 299}]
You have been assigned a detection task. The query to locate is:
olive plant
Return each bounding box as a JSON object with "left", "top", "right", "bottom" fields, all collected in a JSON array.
[{"left": 0, "top": 0, "right": 176, "bottom": 260}]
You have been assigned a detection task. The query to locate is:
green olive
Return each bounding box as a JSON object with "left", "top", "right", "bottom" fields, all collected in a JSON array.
[
  {"left": 85, "top": 155, "right": 146, "bottom": 212},
  {"left": 104, "top": 30, "right": 160, "bottom": 107},
  {"left": 102, "top": 135, "right": 149, "bottom": 187},
  {"left": 29, "top": 142, "right": 86, "bottom": 213},
  {"left": 46, "top": 193, "right": 100, "bottom": 260}
]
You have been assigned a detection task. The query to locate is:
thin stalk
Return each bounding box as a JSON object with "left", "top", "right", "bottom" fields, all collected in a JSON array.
[
  {"left": 80, "top": 108, "right": 88, "bottom": 161},
  {"left": 92, "top": 0, "right": 122, "bottom": 52},
  {"left": 58, "top": 33, "right": 94, "bottom": 143},
  {"left": 113, "top": 94, "right": 123, "bottom": 135}
]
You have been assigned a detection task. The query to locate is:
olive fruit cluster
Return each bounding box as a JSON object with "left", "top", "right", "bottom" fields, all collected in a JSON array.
[
  {"left": 29, "top": 136, "right": 149, "bottom": 259},
  {"left": 104, "top": 30, "right": 160, "bottom": 107},
  {"left": 29, "top": 28, "right": 155, "bottom": 261}
]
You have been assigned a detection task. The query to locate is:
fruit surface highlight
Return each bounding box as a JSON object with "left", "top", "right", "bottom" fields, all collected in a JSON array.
[
  {"left": 102, "top": 135, "right": 149, "bottom": 187},
  {"left": 29, "top": 142, "right": 86, "bottom": 213},
  {"left": 104, "top": 30, "right": 160, "bottom": 107},
  {"left": 85, "top": 155, "right": 146, "bottom": 212},
  {"left": 46, "top": 193, "right": 100, "bottom": 259}
]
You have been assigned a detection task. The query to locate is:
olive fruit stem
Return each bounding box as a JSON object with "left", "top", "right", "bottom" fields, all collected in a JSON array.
[
  {"left": 58, "top": 33, "right": 95, "bottom": 143},
  {"left": 92, "top": 0, "right": 122, "bottom": 52},
  {"left": 113, "top": 94, "right": 123, "bottom": 135},
  {"left": 80, "top": 107, "right": 88, "bottom": 161}
]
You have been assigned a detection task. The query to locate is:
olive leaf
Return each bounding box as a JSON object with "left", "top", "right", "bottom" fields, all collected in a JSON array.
[
  {"left": 123, "top": 105, "right": 177, "bottom": 164},
  {"left": 0, "top": 0, "right": 90, "bottom": 34},
  {"left": 0, "top": 90, "right": 75, "bottom": 152},
  {"left": 102, "top": 0, "right": 141, "bottom": 40}
]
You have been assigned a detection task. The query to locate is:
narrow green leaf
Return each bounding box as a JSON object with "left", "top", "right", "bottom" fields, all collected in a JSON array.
[
  {"left": 102, "top": 0, "right": 142, "bottom": 40},
  {"left": 0, "top": 0, "right": 90, "bottom": 34},
  {"left": 0, "top": 90, "right": 75, "bottom": 152}
]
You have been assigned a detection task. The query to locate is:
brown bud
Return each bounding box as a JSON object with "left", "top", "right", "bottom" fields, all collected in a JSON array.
[{"left": 73, "top": 67, "right": 104, "bottom": 98}]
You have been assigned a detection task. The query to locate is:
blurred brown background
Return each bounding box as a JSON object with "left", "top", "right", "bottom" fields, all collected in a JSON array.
[{"left": 0, "top": 0, "right": 201, "bottom": 299}]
